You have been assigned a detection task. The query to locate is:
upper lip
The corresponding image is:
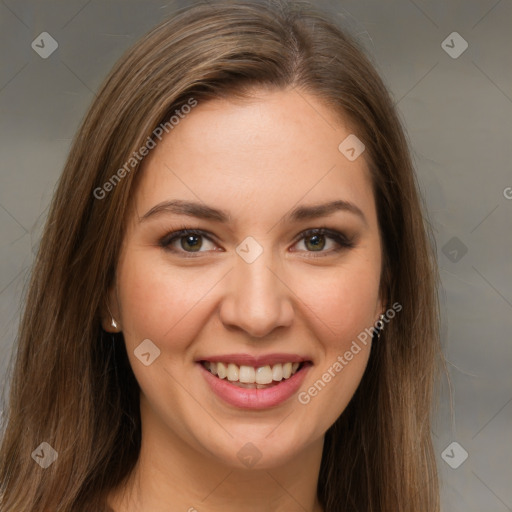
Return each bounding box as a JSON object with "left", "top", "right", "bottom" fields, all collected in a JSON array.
[{"left": 196, "top": 353, "right": 312, "bottom": 367}]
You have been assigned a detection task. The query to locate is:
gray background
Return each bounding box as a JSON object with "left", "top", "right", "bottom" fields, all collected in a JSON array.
[{"left": 1, "top": 0, "right": 511, "bottom": 510}]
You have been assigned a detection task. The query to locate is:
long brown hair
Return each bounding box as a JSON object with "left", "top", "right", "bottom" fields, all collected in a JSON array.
[{"left": 0, "top": 1, "right": 442, "bottom": 510}]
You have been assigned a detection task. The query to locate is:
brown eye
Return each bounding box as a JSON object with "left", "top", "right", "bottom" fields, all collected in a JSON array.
[
  {"left": 292, "top": 228, "right": 355, "bottom": 256},
  {"left": 179, "top": 234, "right": 203, "bottom": 252},
  {"left": 160, "top": 229, "right": 217, "bottom": 255},
  {"left": 303, "top": 233, "right": 326, "bottom": 251}
]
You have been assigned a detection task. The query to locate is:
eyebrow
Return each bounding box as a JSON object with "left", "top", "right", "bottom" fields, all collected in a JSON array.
[{"left": 140, "top": 199, "right": 367, "bottom": 225}]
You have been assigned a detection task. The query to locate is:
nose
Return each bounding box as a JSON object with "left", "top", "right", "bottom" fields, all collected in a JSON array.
[{"left": 218, "top": 249, "right": 294, "bottom": 338}]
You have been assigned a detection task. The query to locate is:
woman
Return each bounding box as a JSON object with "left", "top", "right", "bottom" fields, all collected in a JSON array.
[{"left": 0, "top": 1, "right": 442, "bottom": 510}]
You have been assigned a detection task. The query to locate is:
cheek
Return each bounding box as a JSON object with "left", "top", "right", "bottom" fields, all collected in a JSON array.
[
  {"left": 116, "top": 252, "right": 215, "bottom": 354},
  {"left": 291, "top": 256, "right": 381, "bottom": 347},
  {"left": 289, "top": 254, "right": 380, "bottom": 423}
]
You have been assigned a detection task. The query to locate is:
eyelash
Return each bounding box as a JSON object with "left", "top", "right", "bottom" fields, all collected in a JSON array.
[{"left": 159, "top": 225, "right": 355, "bottom": 258}]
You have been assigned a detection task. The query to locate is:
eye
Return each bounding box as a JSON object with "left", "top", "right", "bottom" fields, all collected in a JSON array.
[
  {"left": 159, "top": 228, "right": 217, "bottom": 256},
  {"left": 291, "top": 228, "right": 355, "bottom": 256},
  {"left": 159, "top": 227, "right": 355, "bottom": 257}
]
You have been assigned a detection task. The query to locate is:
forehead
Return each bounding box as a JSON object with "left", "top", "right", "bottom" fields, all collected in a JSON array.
[{"left": 133, "top": 88, "right": 376, "bottom": 228}]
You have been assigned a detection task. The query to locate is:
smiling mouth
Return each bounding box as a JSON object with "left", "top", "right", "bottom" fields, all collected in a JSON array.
[{"left": 200, "top": 360, "right": 309, "bottom": 389}]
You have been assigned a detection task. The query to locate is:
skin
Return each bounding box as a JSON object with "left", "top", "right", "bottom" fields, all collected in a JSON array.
[{"left": 103, "top": 87, "right": 384, "bottom": 512}]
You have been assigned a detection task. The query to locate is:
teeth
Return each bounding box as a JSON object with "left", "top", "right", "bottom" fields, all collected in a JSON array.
[
  {"left": 204, "top": 361, "right": 303, "bottom": 384},
  {"left": 239, "top": 365, "right": 255, "bottom": 383},
  {"left": 217, "top": 362, "right": 227, "bottom": 379},
  {"left": 272, "top": 364, "right": 283, "bottom": 381},
  {"left": 255, "top": 365, "right": 273, "bottom": 384},
  {"left": 226, "top": 363, "right": 239, "bottom": 382}
]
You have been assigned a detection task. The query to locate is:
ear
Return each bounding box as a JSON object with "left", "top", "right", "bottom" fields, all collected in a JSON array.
[{"left": 100, "top": 287, "right": 121, "bottom": 333}]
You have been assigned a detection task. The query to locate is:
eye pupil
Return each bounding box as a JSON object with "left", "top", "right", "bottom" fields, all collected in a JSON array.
[
  {"left": 182, "top": 234, "right": 202, "bottom": 251},
  {"left": 305, "top": 234, "right": 325, "bottom": 251}
]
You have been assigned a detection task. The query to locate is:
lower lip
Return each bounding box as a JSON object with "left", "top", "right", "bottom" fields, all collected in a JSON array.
[{"left": 198, "top": 362, "right": 311, "bottom": 410}]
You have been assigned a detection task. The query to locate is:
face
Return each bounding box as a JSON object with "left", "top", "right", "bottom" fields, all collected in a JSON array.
[{"left": 103, "top": 87, "right": 383, "bottom": 470}]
